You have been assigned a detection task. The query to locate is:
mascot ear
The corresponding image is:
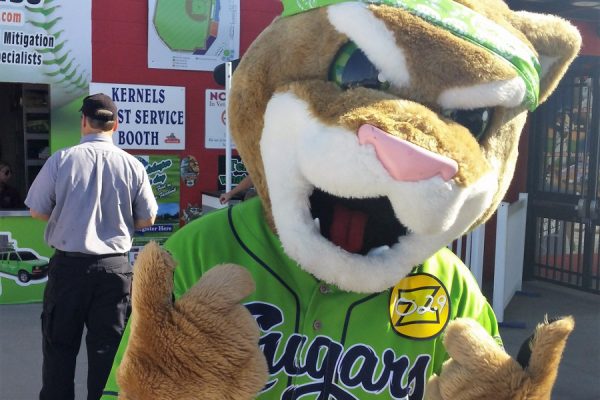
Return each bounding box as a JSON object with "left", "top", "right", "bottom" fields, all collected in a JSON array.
[{"left": 508, "top": 11, "right": 581, "bottom": 105}]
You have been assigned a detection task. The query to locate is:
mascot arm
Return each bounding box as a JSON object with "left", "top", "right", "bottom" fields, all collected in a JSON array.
[
  {"left": 425, "top": 316, "right": 574, "bottom": 400},
  {"left": 114, "top": 242, "right": 268, "bottom": 400}
]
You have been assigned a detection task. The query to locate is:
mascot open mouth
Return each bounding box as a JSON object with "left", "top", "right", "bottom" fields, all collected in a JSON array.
[{"left": 309, "top": 188, "right": 408, "bottom": 255}]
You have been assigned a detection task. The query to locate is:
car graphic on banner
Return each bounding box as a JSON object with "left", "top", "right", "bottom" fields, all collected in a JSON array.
[{"left": 0, "top": 245, "right": 49, "bottom": 285}]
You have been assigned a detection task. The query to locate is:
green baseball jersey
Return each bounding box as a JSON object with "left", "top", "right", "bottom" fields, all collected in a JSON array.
[{"left": 102, "top": 197, "right": 500, "bottom": 400}]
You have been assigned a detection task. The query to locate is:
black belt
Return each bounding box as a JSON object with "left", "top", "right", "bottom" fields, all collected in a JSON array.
[{"left": 54, "top": 250, "right": 128, "bottom": 258}]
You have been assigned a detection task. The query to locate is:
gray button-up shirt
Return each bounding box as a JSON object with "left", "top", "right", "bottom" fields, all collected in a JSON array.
[{"left": 25, "top": 134, "right": 158, "bottom": 255}]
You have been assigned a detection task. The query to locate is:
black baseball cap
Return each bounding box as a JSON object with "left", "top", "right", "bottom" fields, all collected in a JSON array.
[{"left": 80, "top": 93, "right": 118, "bottom": 121}]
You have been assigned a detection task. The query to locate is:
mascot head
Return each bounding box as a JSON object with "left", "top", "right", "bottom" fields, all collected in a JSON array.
[{"left": 229, "top": 0, "right": 581, "bottom": 293}]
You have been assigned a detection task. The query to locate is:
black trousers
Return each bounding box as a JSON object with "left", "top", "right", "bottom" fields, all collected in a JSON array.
[{"left": 40, "top": 253, "right": 132, "bottom": 400}]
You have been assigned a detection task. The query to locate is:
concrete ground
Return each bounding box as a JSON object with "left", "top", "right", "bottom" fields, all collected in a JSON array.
[
  {"left": 0, "top": 279, "right": 598, "bottom": 399},
  {"left": 499, "top": 280, "right": 600, "bottom": 400}
]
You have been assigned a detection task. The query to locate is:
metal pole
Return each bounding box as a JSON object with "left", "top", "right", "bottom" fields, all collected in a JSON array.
[{"left": 225, "top": 61, "right": 232, "bottom": 193}]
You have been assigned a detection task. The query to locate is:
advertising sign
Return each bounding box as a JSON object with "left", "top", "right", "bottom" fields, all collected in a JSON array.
[
  {"left": 0, "top": 0, "right": 91, "bottom": 108},
  {"left": 0, "top": 0, "right": 91, "bottom": 151},
  {"left": 0, "top": 220, "right": 52, "bottom": 305},
  {"left": 130, "top": 155, "right": 180, "bottom": 265},
  {"left": 148, "top": 0, "right": 240, "bottom": 71},
  {"left": 217, "top": 155, "right": 246, "bottom": 190},
  {"left": 0, "top": 0, "right": 92, "bottom": 304},
  {"left": 205, "top": 89, "right": 236, "bottom": 149},
  {"left": 89, "top": 82, "right": 186, "bottom": 150}
]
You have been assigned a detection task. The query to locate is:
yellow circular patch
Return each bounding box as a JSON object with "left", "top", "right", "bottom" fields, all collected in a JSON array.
[{"left": 389, "top": 273, "right": 451, "bottom": 340}]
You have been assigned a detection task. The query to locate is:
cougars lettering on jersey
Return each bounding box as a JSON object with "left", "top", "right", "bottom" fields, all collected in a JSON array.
[
  {"left": 249, "top": 301, "right": 430, "bottom": 399},
  {"left": 101, "top": 198, "right": 500, "bottom": 400}
]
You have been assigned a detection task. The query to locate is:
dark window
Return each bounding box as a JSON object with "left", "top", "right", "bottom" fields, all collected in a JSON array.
[
  {"left": 0, "top": 82, "right": 51, "bottom": 212},
  {"left": 17, "top": 251, "right": 37, "bottom": 261}
]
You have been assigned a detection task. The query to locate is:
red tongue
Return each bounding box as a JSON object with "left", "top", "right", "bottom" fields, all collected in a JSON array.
[{"left": 329, "top": 204, "right": 368, "bottom": 253}]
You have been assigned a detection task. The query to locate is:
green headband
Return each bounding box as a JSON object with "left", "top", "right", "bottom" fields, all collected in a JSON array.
[{"left": 282, "top": 0, "right": 541, "bottom": 110}]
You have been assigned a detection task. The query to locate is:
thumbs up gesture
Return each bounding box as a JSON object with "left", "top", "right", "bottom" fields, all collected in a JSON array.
[
  {"left": 117, "top": 242, "right": 268, "bottom": 400},
  {"left": 425, "top": 317, "right": 574, "bottom": 400}
]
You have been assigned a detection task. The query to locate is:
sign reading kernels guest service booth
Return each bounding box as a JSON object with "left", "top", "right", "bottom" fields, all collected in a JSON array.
[{"left": 89, "top": 82, "right": 186, "bottom": 150}]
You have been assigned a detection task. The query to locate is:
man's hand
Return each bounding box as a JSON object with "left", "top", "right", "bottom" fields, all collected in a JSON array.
[
  {"left": 219, "top": 192, "right": 233, "bottom": 205},
  {"left": 426, "top": 317, "right": 574, "bottom": 400},
  {"left": 118, "top": 242, "right": 268, "bottom": 400}
]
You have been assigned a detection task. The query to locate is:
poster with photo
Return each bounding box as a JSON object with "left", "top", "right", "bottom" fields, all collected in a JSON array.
[
  {"left": 148, "top": 0, "right": 240, "bottom": 71},
  {"left": 132, "top": 155, "right": 181, "bottom": 262}
]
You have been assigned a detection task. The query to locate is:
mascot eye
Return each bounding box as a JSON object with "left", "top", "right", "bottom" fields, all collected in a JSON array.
[
  {"left": 441, "top": 108, "right": 493, "bottom": 140},
  {"left": 329, "top": 42, "right": 390, "bottom": 91}
]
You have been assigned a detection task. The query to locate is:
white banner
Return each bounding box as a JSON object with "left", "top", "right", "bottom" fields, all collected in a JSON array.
[
  {"left": 205, "top": 89, "right": 235, "bottom": 149},
  {"left": 148, "top": 0, "right": 240, "bottom": 71},
  {"left": 90, "top": 82, "right": 186, "bottom": 150},
  {"left": 0, "top": 0, "right": 92, "bottom": 107}
]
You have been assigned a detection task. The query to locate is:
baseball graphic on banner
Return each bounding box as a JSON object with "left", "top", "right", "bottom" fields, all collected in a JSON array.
[{"left": 0, "top": 0, "right": 92, "bottom": 107}]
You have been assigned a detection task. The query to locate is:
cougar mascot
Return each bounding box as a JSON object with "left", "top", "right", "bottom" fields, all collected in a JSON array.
[{"left": 102, "top": 1, "right": 581, "bottom": 399}]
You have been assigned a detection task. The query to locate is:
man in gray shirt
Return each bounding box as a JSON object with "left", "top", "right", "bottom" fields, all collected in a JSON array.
[{"left": 25, "top": 93, "right": 158, "bottom": 400}]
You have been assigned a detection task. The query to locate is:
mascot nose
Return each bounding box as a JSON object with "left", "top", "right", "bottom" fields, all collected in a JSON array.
[{"left": 358, "top": 124, "right": 458, "bottom": 182}]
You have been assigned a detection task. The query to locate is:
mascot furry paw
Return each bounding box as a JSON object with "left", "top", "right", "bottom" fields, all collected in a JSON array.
[
  {"left": 425, "top": 317, "right": 575, "bottom": 400},
  {"left": 102, "top": 1, "right": 581, "bottom": 399},
  {"left": 117, "top": 242, "right": 268, "bottom": 400}
]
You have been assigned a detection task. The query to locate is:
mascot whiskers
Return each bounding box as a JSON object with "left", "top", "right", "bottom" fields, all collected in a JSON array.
[{"left": 102, "top": 0, "right": 581, "bottom": 399}]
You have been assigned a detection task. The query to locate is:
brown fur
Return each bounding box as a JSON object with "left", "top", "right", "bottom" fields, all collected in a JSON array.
[
  {"left": 281, "top": 80, "right": 489, "bottom": 186},
  {"left": 230, "top": 1, "right": 581, "bottom": 229},
  {"left": 117, "top": 242, "right": 268, "bottom": 400},
  {"left": 425, "top": 317, "right": 575, "bottom": 400},
  {"left": 119, "top": 1, "right": 581, "bottom": 399},
  {"left": 507, "top": 12, "right": 582, "bottom": 104},
  {"left": 230, "top": 10, "right": 347, "bottom": 225},
  {"left": 371, "top": 5, "right": 516, "bottom": 102}
]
